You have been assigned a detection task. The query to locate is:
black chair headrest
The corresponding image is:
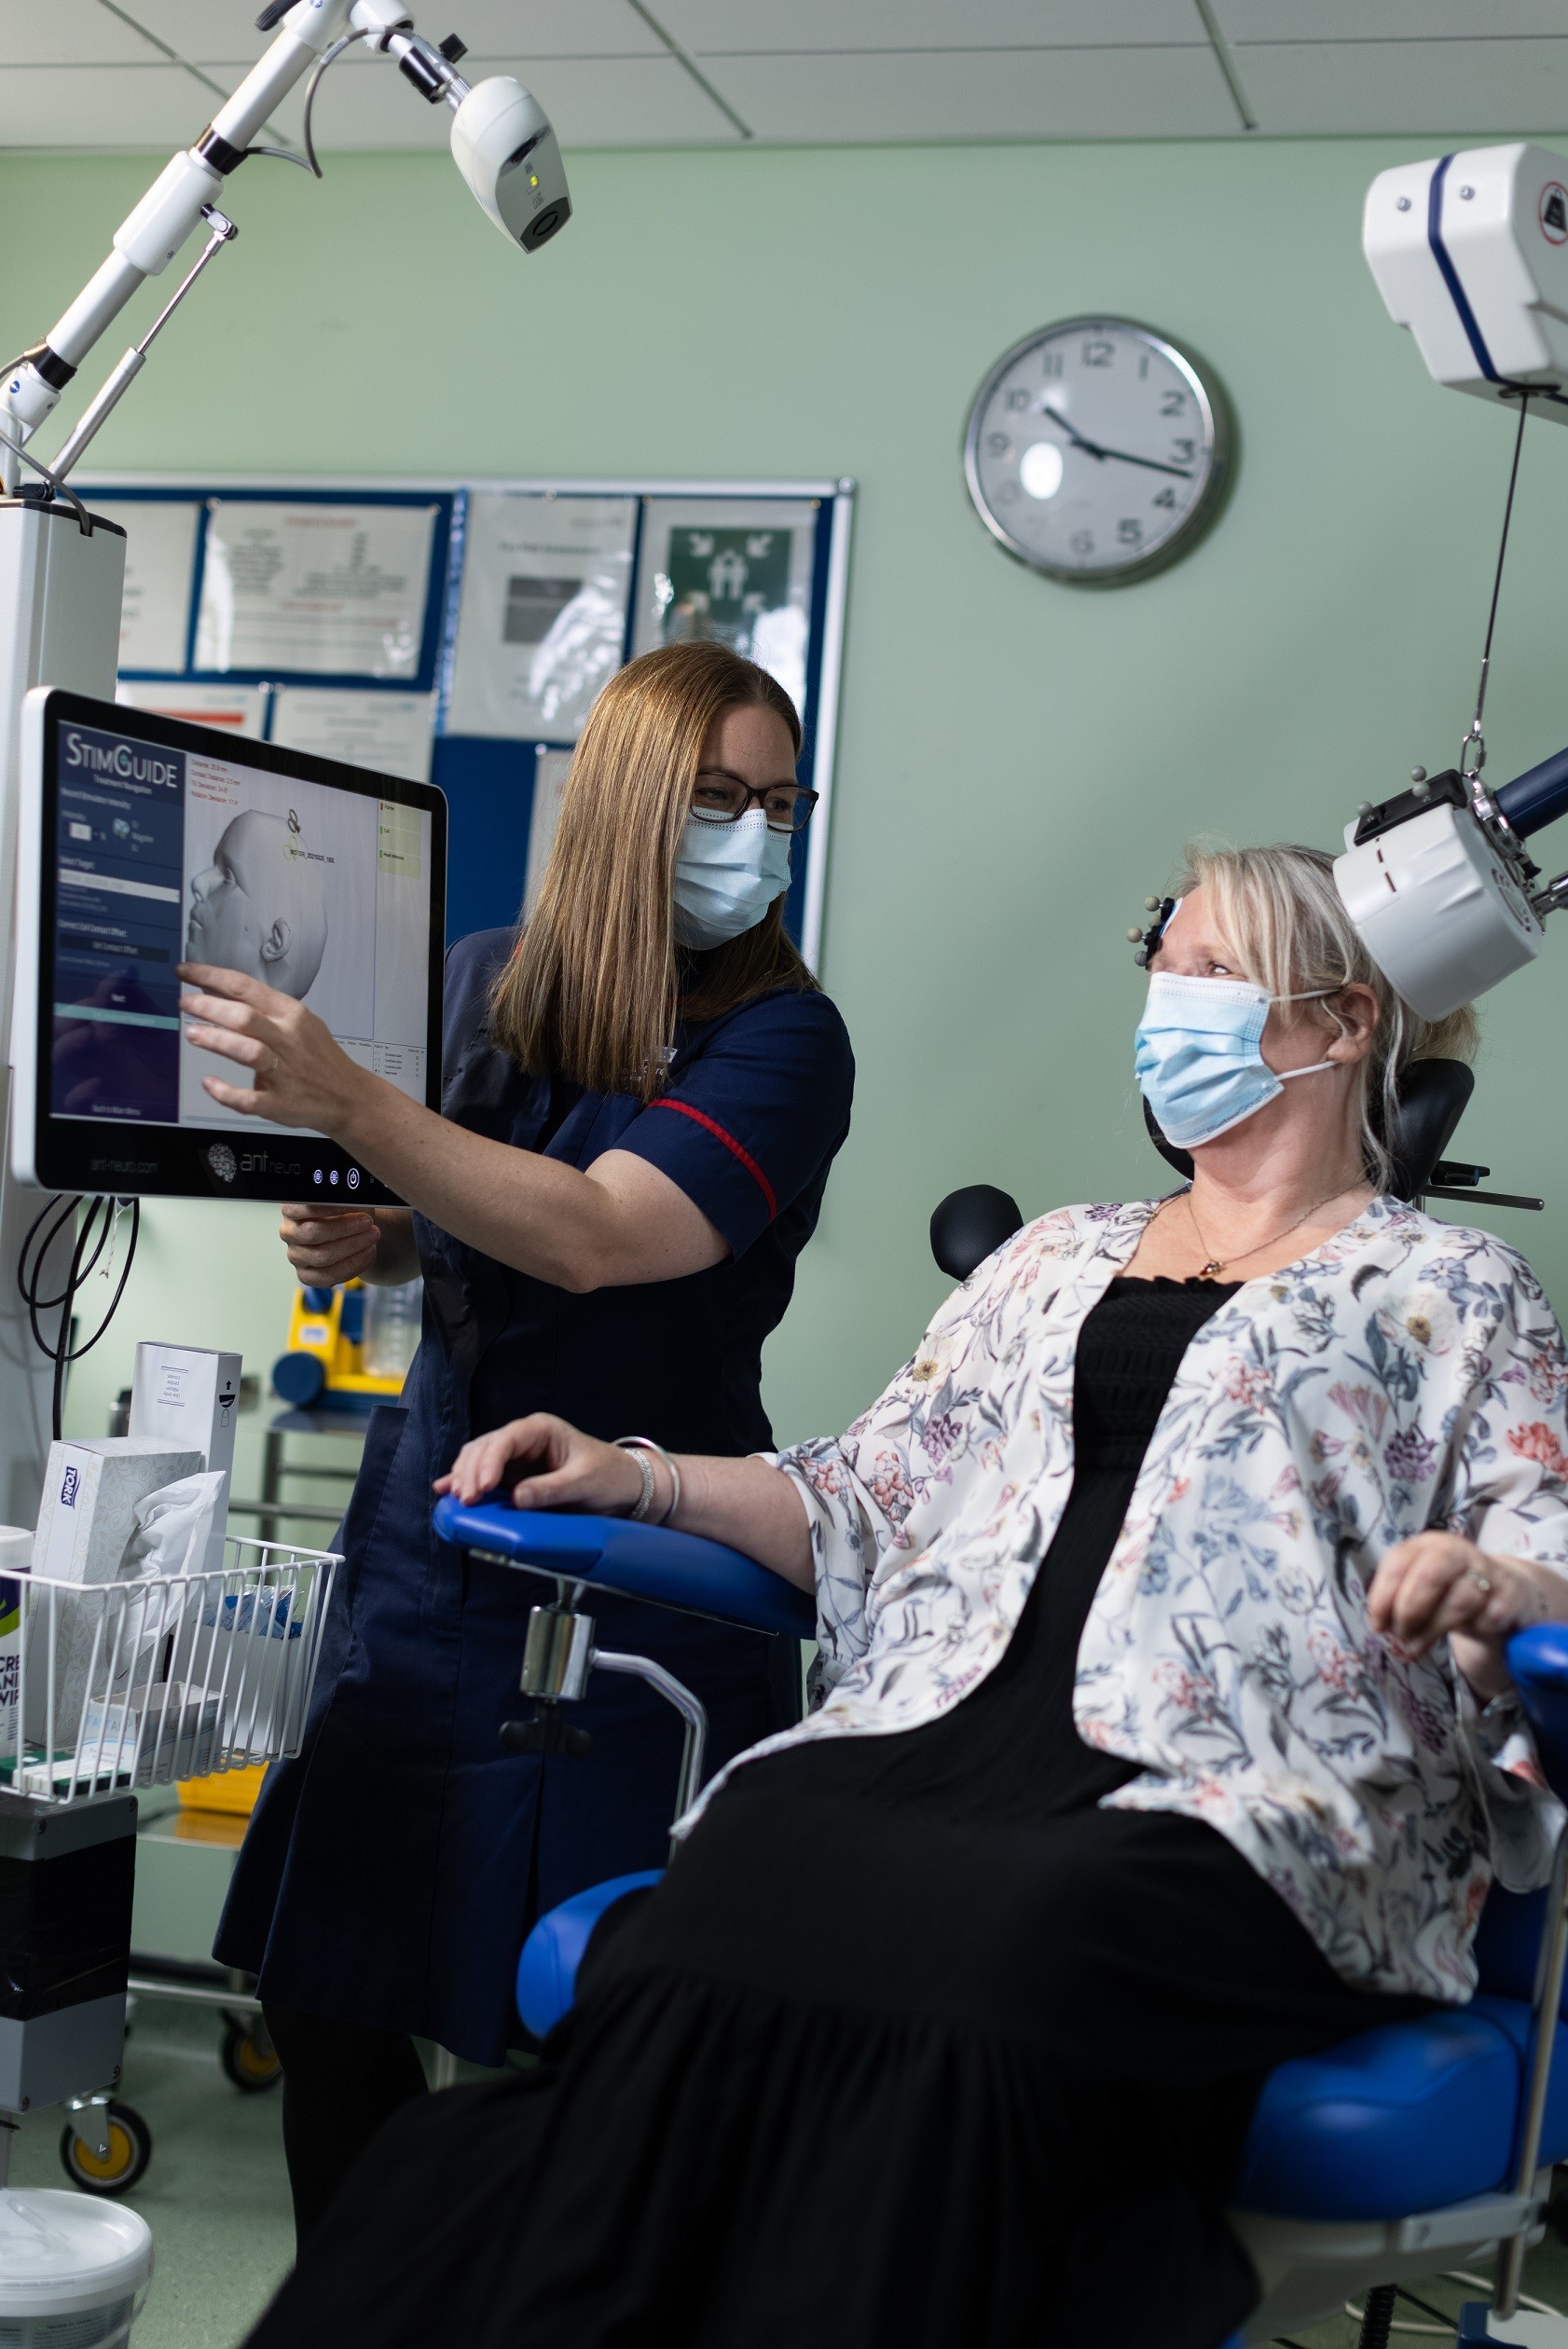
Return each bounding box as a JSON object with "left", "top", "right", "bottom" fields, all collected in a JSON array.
[
  {"left": 930, "top": 1185, "right": 1024, "bottom": 1283},
  {"left": 1142, "top": 1055, "right": 1475, "bottom": 1202}
]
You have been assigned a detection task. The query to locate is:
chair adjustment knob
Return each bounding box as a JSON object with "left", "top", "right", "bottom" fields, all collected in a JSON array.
[{"left": 502, "top": 1709, "right": 593, "bottom": 1760}]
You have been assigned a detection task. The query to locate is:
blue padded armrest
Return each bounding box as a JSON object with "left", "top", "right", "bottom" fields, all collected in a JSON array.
[
  {"left": 1232, "top": 2006, "right": 1521, "bottom": 2220},
  {"left": 1507, "top": 1622, "right": 1568, "bottom": 1802},
  {"left": 516, "top": 1871, "right": 664, "bottom": 2040},
  {"left": 432, "top": 1495, "right": 817, "bottom": 1642}
]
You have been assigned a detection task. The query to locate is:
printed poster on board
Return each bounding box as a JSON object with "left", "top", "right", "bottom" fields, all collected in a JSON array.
[
  {"left": 447, "top": 492, "right": 637, "bottom": 742},
  {"left": 631, "top": 498, "right": 818, "bottom": 723},
  {"left": 194, "top": 501, "right": 439, "bottom": 680}
]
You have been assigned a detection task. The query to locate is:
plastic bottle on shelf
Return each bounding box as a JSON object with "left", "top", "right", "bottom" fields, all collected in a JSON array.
[{"left": 362, "top": 1279, "right": 424, "bottom": 1380}]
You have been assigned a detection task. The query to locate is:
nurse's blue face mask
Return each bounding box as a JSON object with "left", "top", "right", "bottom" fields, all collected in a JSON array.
[
  {"left": 672, "top": 808, "right": 792, "bottom": 951},
  {"left": 1134, "top": 970, "right": 1339, "bottom": 1148}
]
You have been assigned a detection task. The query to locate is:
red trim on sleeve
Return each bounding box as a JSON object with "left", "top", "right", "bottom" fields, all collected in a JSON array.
[{"left": 650, "top": 1098, "right": 777, "bottom": 1222}]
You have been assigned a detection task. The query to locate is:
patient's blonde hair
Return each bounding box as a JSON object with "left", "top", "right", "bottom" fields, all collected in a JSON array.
[{"left": 1170, "top": 842, "right": 1479, "bottom": 1193}]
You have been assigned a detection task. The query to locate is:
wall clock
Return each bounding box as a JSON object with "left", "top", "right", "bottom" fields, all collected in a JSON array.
[{"left": 963, "top": 316, "right": 1233, "bottom": 586}]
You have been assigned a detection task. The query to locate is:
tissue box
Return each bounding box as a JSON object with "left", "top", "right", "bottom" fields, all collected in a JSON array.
[
  {"left": 32, "top": 1439, "right": 204, "bottom": 1586},
  {"left": 0, "top": 1526, "right": 32, "bottom": 1758},
  {"left": 23, "top": 1683, "right": 221, "bottom": 1793},
  {"left": 26, "top": 1440, "right": 203, "bottom": 1743},
  {"left": 81, "top": 1683, "right": 221, "bottom": 1786}
]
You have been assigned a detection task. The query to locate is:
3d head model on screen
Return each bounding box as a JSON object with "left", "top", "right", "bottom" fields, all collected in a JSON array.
[{"left": 186, "top": 810, "right": 329, "bottom": 1000}]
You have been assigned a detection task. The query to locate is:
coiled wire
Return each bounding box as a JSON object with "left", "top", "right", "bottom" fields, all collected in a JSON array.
[{"left": 17, "top": 1194, "right": 141, "bottom": 1441}]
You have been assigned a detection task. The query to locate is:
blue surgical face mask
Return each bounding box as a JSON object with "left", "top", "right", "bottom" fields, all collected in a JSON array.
[
  {"left": 1134, "top": 970, "right": 1338, "bottom": 1148},
  {"left": 672, "top": 808, "right": 792, "bottom": 950}
]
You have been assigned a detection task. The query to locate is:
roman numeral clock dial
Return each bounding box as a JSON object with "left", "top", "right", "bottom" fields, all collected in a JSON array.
[{"left": 963, "top": 317, "right": 1234, "bottom": 585}]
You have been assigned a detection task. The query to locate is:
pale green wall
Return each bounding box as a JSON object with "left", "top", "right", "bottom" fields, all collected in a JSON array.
[{"left": 3, "top": 131, "right": 1566, "bottom": 1462}]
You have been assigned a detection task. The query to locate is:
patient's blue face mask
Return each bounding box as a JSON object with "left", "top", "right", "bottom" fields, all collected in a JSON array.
[{"left": 1134, "top": 970, "right": 1338, "bottom": 1148}]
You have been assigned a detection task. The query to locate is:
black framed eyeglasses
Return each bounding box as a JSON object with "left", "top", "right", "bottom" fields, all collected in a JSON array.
[{"left": 691, "top": 769, "right": 819, "bottom": 834}]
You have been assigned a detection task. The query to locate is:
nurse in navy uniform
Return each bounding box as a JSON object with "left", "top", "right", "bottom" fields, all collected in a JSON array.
[{"left": 178, "top": 641, "right": 855, "bottom": 2245}]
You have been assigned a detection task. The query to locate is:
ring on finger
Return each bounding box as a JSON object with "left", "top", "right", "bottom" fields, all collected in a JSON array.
[{"left": 1470, "top": 1568, "right": 1493, "bottom": 1597}]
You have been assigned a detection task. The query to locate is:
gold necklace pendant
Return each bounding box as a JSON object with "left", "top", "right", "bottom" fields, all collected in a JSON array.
[{"left": 1198, "top": 1258, "right": 1225, "bottom": 1280}]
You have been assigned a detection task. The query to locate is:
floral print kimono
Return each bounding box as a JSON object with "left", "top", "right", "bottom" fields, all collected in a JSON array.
[{"left": 681, "top": 1195, "right": 1568, "bottom": 2004}]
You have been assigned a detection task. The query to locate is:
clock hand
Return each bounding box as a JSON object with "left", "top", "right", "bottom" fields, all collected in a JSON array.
[
  {"left": 1037, "top": 410, "right": 1192, "bottom": 480},
  {"left": 1091, "top": 443, "right": 1193, "bottom": 481}
]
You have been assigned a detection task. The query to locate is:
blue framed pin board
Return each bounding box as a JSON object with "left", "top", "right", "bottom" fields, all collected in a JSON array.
[{"left": 73, "top": 474, "right": 855, "bottom": 966}]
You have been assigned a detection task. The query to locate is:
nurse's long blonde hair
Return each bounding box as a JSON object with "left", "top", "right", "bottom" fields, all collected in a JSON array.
[
  {"left": 1174, "top": 841, "right": 1479, "bottom": 1193},
  {"left": 490, "top": 642, "right": 817, "bottom": 1099}
]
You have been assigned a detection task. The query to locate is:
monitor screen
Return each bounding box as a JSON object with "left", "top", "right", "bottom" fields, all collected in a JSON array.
[{"left": 14, "top": 690, "right": 447, "bottom": 1202}]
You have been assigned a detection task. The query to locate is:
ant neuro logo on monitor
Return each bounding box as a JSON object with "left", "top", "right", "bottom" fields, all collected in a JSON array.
[{"left": 207, "top": 1144, "right": 238, "bottom": 1184}]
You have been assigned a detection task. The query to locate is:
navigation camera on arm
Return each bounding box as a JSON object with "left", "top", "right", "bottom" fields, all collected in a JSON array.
[{"left": 0, "top": 0, "right": 571, "bottom": 498}]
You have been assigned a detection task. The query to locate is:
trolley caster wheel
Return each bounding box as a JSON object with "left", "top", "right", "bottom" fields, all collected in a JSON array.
[
  {"left": 221, "top": 2018, "right": 282, "bottom": 2093},
  {"left": 59, "top": 2102, "right": 152, "bottom": 2195}
]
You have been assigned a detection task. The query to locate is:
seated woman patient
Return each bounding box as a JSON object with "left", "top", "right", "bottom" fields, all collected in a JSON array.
[{"left": 245, "top": 843, "right": 1568, "bottom": 2349}]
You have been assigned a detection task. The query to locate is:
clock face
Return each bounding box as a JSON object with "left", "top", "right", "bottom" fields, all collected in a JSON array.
[{"left": 963, "top": 317, "right": 1232, "bottom": 585}]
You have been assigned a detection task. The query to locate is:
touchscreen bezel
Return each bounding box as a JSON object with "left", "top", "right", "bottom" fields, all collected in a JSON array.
[{"left": 18, "top": 688, "right": 447, "bottom": 1203}]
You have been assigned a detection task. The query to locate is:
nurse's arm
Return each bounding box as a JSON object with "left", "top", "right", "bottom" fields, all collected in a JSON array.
[
  {"left": 436, "top": 1415, "right": 815, "bottom": 1592},
  {"left": 178, "top": 968, "right": 727, "bottom": 1290}
]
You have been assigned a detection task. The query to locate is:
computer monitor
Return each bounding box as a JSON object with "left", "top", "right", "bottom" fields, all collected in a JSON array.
[{"left": 12, "top": 688, "right": 447, "bottom": 1202}]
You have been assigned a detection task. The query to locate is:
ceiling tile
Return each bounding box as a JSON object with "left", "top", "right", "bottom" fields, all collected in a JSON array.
[
  {"left": 0, "top": 2, "right": 160, "bottom": 65},
  {"left": 0, "top": 63, "right": 224, "bottom": 147},
  {"left": 120, "top": 0, "right": 659, "bottom": 67},
  {"left": 1216, "top": 1, "right": 1567, "bottom": 35},
  {"left": 1239, "top": 36, "right": 1568, "bottom": 135},
  {"left": 659, "top": 0, "right": 1206, "bottom": 49},
  {"left": 695, "top": 46, "right": 1241, "bottom": 143},
  {"left": 229, "top": 50, "right": 740, "bottom": 148}
]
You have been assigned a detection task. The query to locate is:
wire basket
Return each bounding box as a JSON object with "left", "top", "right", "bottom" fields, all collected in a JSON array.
[{"left": 0, "top": 1534, "right": 340, "bottom": 1805}]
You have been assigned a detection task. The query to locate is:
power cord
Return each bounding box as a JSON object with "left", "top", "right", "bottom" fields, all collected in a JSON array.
[{"left": 17, "top": 1195, "right": 140, "bottom": 1441}]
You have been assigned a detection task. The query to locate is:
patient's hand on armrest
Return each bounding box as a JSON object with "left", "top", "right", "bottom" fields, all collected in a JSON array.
[
  {"left": 1367, "top": 1532, "right": 1568, "bottom": 1702},
  {"left": 434, "top": 1415, "right": 816, "bottom": 1593}
]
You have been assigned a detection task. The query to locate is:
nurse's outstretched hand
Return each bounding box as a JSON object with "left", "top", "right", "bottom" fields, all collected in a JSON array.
[
  {"left": 178, "top": 964, "right": 375, "bottom": 1132},
  {"left": 435, "top": 1415, "right": 646, "bottom": 1517}
]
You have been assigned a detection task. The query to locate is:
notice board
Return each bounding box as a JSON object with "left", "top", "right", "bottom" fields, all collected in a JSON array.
[{"left": 77, "top": 473, "right": 855, "bottom": 965}]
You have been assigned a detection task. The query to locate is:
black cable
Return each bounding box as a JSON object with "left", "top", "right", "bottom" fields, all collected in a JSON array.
[
  {"left": 1357, "top": 2284, "right": 1398, "bottom": 2349},
  {"left": 1396, "top": 2285, "right": 1462, "bottom": 2326},
  {"left": 4, "top": 434, "right": 90, "bottom": 532},
  {"left": 18, "top": 1194, "right": 83, "bottom": 1355},
  {"left": 17, "top": 1196, "right": 140, "bottom": 1441},
  {"left": 243, "top": 144, "right": 314, "bottom": 172},
  {"left": 1468, "top": 386, "right": 1534, "bottom": 752}
]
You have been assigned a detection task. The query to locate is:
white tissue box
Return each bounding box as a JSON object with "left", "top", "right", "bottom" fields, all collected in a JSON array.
[
  {"left": 33, "top": 1439, "right": 205, "bottom": 1587},
  {"left": 26, "top": 1441, "right": 203, "bottom": 1741},
  {"left": 23, "top": 1683, "right": 222, "bottom": 1793},
  {"left": 82, "top": 1683, "right": 221, "bottom": 1785},
  {"left": 0, "top": 1526, "right": 32, "bottom": 1755}
]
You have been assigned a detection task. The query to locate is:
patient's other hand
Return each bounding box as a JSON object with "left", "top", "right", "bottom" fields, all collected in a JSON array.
[
  {"left": 1367, "top": 1532, "right": 1565, "bottom": 1700},
  {"left": 435, "top": 1414, "right": 647, "bottom": 1517}
]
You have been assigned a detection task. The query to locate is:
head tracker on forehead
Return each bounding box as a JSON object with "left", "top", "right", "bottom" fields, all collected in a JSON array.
[{"left": 1128, "top": 896, "right": 1177, "bottom": 970}]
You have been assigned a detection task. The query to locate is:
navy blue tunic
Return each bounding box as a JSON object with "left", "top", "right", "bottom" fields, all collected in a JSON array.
[{"left": 216, "top": 928, "right": 854, "bottom": 2065}]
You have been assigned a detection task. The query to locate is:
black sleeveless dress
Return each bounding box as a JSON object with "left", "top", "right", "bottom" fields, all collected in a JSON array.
[{"left": 244, "top": 1279, "right": 1429, "bottom": 2349}]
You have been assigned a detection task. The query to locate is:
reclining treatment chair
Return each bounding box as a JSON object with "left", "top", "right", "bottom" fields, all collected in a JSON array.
[{"left": 433, "top": 1056, "right": 1567, "bottom": 2348}]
